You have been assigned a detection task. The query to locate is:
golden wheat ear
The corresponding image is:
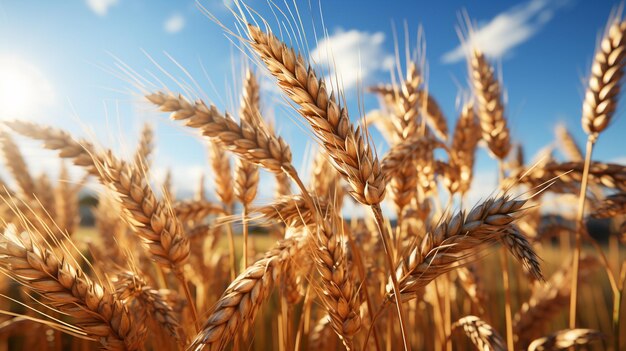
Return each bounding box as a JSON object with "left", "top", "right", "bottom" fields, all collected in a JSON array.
[
  {"left": 527, "top": 329, "right": 603, "bottom": 351},
  {"left": 469, "top": 49, "right": 511, "bottom": 160},
  {"left": 189, "top": 235, "right": 306, "bottom": 351},
  {"left": 452, "top": 315, "right": 506, "bottom": 351},
  {"left": 391, "top": 194, "right": 543, "bottom": 299},
  {"left": 0, "top": 225, "right": 147, "bottom": 350}
]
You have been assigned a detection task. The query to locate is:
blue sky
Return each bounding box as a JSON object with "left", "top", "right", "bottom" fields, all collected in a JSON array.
[{"left": 0, "top": 0, "right": 624, "bottom": 205}]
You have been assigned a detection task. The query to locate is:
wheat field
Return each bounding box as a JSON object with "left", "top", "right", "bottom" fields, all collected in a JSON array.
[{"left": 0, "top": 1, "right": 625, "bottom": 351}]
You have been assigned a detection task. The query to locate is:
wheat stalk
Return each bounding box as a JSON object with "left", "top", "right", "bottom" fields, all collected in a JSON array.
[
  {"left": 244, "top": 24, "right": 410, "bottom": 348},
  {"left": 93, "top": 151, "right": 190, "bottom": 275},
  {"left": 54, "top": 161, "right": 80, "bottom": 236},
  {"left": 253, "top": 193, "right": 329, "bottom": 228}
]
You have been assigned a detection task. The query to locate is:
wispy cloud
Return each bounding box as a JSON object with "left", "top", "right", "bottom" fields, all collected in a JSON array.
[
  {"left": 86, "top": 0, "right": 118, "bottom": 16},
  {"left": 442, "top": 0, "right": 568, "bottom": 63},
  {"left": 164, "top": 13, "right": 185, "bottom": 34},
  {"left": 310, "top": 29, "right": 394, "bottom": 90}
]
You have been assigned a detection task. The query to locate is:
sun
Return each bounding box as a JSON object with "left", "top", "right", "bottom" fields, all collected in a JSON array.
[{"left": 0, "top": 56, "right": 55, "bottom": 119}]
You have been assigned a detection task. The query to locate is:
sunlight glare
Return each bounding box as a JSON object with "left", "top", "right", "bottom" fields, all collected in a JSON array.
[{"left": 0, "top": 57, "right": 54, "bottom": 119}]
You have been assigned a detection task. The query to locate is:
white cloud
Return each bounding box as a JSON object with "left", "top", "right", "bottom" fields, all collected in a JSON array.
[
  {"left": 86, "top": 0, "right": 119, "bottom": 16},
  {"left": 310, "top": 29, "right": 394, "bottom": 90},
  {"left": 442, "top": 0, "right": 567, "bottom": 63},
  {"left": 164, "top": 14, "right": 185, "bottom": 34}
]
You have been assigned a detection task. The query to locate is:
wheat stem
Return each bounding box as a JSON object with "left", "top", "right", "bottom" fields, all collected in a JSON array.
[
  {"left": 225, "top": 206, "right": 237, "bottom": 280},
  {"left": 569, "top": 136, "right": 595, "bottom": 328},
  {"left": 371, "top": 203, "right": 411, "bottom": 351},
  {"left": 242, "top": 206, "right": 249, "bottom": 269}
]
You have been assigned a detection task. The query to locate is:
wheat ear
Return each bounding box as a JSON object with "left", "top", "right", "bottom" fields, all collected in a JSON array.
[
  {"left": 54, "top": 161, "right": 80, "bottom": 236},
  {"left": 514, "top": 256, "right": 598, "bottom": 348},
  {"left": 189, "top": 235, "right": 305, "bottom": 351},
  {"left": 391, "top": 195, "right": 542, "bottom": 299},
  {"left": 246, "top": 24, "right": 385, "bottom": 206},
  {"left": 527, "top": 329, "right": 602, "bottom": 351},
  {"left": 470, "top": 49, "right": 511, "bottom": 159},
  {"left": 173, "top": 200, "right": 225, "bottom": 224},
  {"left": 115, "top": 272, "right": 181, "bottom": 341},
  {"left": 133, "top": 123, "right": 154, "bottom": 174},
  {"left": 452, "top": 315, "right": 506, "bottom": 351},
  {"left": 555, "top": 124, "right": 583, "bottom": 162},
  {"left": 0, "top": 129, "right": 36, "bottom": 198},
  {"left": 592, "top": 192, "right": 626, "bottom": 218},
  {"left": 0, "top": 227, "right": 146, "bottom": 350},
  {"left": 446, "top": 102, "right": 481, "bottom": 195},
  {"left": 310, "top": 219, "right": 361, "bottom": 350},
  {"left": 4, "top": 121, "right": 98, "bottom": 175}
]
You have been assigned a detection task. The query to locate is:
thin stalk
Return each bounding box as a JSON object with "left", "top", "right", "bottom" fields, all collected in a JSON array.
[
  {"left": 570, "top": 136, "right": 595, "bottom": 328},
  {"left": 394, "top": 211, "right": 404, "bottom": 263},
  {"left": 500, "top": 248, "right": 514, "bottom": 351},
  {"left": 497, "top": 160, "right": 514, "bottom": 351},
  {"left": 225, "top": 205, "right": 237, "bottom": 280},
  {"left": 242, "top": 205, "right": 249, "bottom": 269},
  {"left": 295, "top": 283, "right": 314, "bottom": 350},
  {"left": 612, "top": 236, "right": 621, "bottom": 351},
  {"left": 443, "top": 276, "right": 452, "bottom": 351},
  {"left": 371, "top": 203, "right": 411, "bottom": 351},
  {"left": 431, "top": 279, "right": 444, "bottom": 350},
  {"left": 176, "top": 273, "right": 199, "bottom": 333},
  {"left": 613, "top": 290, "right": 622, "bottom": 351},
  {"left": 345, "top": 225, "right": 383, "bottom": 351}
]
